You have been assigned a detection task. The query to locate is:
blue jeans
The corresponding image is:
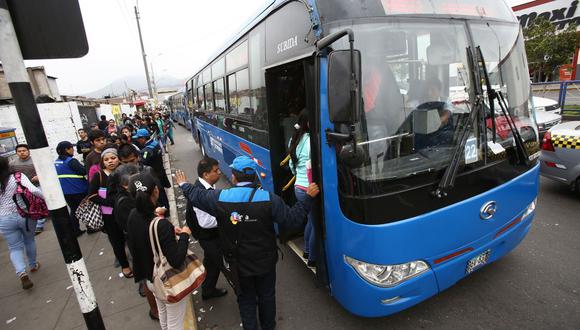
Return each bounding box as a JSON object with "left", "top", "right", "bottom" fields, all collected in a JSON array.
[
  {"left": 36, "top": 218, "right": 46, "bottom": 230},
  {"left": 0, "top": 213, "right": 37, "bottom": 276},
  {"left": 35, "top": 187, "right": 46, "bottom": 230},
  {"left": 295, "top": 187, "right": 315, "bottom": 262}
]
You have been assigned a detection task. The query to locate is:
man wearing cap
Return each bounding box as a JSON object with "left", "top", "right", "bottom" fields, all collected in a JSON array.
[
  {"left": 175, "top": 155, "right": 320, "bottom": 330},
  {"left": 55, "top": 141, "right": 88, "bottom": 236},
  {"left": 133, "top": 128, "right": 171, "bottom": 189}
]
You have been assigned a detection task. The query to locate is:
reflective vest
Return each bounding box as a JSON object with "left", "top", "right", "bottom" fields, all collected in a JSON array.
[
  {"left": 55, "top": 157, "right": 88, "bottom": 195},
  {"left": 216, "top": 186, "right": 276, "bottom": 277}
]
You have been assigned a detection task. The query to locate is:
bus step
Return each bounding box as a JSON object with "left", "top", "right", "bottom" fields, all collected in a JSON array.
[{"left": 287, "top": 238, "right": 316, "bottom": 274}]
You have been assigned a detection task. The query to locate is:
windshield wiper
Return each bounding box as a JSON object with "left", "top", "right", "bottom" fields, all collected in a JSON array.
[
  {"left": 496, "top": 90, "right": 530, "bottom": 165},
  {"left": 477, "top": 47, "right": 529, "bottom": 165},
  {"left": 477, "top": 46, "right": 497, "bottom": 144},
  {"left": 433, "top": 47, "right": 482, "bottom": 198}
]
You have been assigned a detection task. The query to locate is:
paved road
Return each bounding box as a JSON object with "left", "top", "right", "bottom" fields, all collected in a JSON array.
[{"left": 170, "top": 125, "right": 580, "bottom": 329}]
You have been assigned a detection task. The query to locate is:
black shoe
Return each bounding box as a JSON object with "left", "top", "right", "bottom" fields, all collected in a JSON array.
[
  {"left": 307, "top": 260, "right": 316, "bottom": 268},
  {"left": 138, "top": 281, "right": 146, "bottom": 297},
  {"left": 75, "top": 230, "right": 86, "bottom": 237},
  {"left": 302, "top": 252, "right": 309, "bottom": 259},
  {"left": 202, "top": 288, "right": 228, "bottom": 300}
]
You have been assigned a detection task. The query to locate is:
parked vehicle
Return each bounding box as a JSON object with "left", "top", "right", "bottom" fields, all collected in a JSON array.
[
  {"left": 540, "top": 121, "right": 580, "bottom": 194},
  {"left": 532, "top": 96, "right": 561, "bottom": 114},
  {"left": 535, "top": 110, "right": 562, "bottom": 138}
]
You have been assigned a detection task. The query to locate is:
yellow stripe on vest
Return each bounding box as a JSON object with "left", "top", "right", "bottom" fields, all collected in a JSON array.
[{"left": 57, "top": 174, "right": 85, "bottom": 179}]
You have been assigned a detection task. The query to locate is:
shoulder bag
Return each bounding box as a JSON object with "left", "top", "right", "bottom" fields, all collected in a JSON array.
[{"left": 149, "top": 217, "right": 206, "bottom": 303}]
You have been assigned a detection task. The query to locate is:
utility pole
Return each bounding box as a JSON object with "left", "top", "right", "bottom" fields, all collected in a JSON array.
[
  {"left": 134, "top": 5, "right": 153, "bottom": 99},
  {"left": 150, "top": 62, "right": 158, "bottom": 105},
  {"left": 0, "top": 1, "right": 105, "bottom": 329}
]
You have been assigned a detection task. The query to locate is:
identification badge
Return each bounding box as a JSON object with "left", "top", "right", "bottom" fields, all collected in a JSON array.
[{"left": 464, "top": 137, "right": 478, "bottom": 164}]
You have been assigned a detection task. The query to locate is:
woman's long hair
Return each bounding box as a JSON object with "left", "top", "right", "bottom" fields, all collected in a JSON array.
[
  {"left": 289, "top": 109, "right": 309, "bottom": 171},
  {"left": 129, "top": 172, "right": 157, "bottom": 218},
  {"left": 0, "top": 156, "right": 11, "bottom": 193}
]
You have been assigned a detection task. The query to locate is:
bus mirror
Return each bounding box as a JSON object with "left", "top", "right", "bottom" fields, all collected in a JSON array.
[
  {"left": 338, "top": 143, "right": 365, "bottom": 168},
  {"left": 328, "top": 49, "right": 362, "bottom": 124}
]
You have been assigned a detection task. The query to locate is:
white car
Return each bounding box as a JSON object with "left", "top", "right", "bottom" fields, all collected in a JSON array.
[
  {"left": 535, "top": 110, "right": 562, "bottom": 137},
  {"left": 532, "top": 96, "right": 561, "bottom": 114}
]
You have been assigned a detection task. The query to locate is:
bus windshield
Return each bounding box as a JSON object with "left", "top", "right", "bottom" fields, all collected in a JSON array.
[{"left": 327, "top": 19, "right": 535, "bottom": 197}]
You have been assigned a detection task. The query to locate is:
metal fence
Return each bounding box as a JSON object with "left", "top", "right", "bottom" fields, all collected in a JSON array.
[{"left": 532, "top": 80, "right": 580, "bottom": 120}]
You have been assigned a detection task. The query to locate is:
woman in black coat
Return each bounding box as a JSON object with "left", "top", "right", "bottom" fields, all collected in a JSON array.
[{"left": 126, "top": 172, "right": 191, "bottom": 329}]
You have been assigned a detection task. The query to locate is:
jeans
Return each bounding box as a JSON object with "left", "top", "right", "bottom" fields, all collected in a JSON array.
[
  {"left": 295, "top": 187, "right": 315, "bottom": 262},
  {"left": 35, "top": 187, "right": 46, "bottom": 230},
  {"left": 237, "top": 270, "right": 276, "bottom": 330},
  {"left": 0, "top": 213, "right": 37, "bottom": 276}
]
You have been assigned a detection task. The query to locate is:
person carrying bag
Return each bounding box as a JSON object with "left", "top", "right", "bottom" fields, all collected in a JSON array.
[{"left": 148, "top": 216, "right": 206, "bottom": 303}]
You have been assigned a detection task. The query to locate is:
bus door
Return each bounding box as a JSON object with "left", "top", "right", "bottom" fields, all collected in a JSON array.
[{"left": 265, "top": 58, "right": 319, "bottom": 251}]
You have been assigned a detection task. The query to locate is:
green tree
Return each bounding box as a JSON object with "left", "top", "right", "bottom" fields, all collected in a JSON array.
[{"left": 523, "top": 18, "right": 579, "bottom": 82}]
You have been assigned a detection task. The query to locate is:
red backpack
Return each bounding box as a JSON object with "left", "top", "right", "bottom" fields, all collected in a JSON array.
[{"left": 12, "top": 172, "right": 49, "bottom": 220}]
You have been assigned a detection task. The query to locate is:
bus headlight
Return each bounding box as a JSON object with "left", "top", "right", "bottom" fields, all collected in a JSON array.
[
  {"left": 344, "top": 256, "right": 429, "bottom": 287},
  {"left": 522, "top": 198, "right": 537, "bottom": 219}
]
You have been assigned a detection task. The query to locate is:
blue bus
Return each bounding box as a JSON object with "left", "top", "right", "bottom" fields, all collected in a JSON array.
[
  {"left": 167, "top": 91, "right": 191, "bottom": 130},
  {"left": 184, "top": 0, "right": 540, "bottom": 317}
]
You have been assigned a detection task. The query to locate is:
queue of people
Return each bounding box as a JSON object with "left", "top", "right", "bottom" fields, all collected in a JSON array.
[{"left": 0, "top": 109, "right": 320, "bottom": 330}]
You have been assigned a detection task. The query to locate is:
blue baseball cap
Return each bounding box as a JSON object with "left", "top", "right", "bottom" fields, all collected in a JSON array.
[
  {"left": 132, "top": 128, "right": 150, "bottom": 139},
  {"left": 229, "top": 155, "right": 257, "bottom": 175}
]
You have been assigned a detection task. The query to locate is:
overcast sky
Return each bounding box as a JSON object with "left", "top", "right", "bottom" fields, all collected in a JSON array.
[{"left": 24, "top": 0, "right": 529, "bottom": 95}]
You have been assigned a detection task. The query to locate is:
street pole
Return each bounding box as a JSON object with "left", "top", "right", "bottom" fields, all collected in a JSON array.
[
  {"left": 150, "top": 62, "right": 158, "bottom": 105},
  {"left": 134, "top": 5, "right": 154, "bottom": 99},
  {"left": 0, "top": 2, "right": 105, "bottom": 329}
]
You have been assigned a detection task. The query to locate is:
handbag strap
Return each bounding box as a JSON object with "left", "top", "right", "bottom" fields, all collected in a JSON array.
[{"left": 148, "top": 217, "right": 166, "bottom": 262}]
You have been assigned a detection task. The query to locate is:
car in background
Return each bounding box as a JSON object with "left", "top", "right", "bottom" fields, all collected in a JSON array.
[
  {"left": 535, "top": 109, "right": 562, "bottom": 138},
  {"left": 532, "top": 96, "right": 561, "bottom": 114},
  {"left": 540, "top": 121, "right": 580, "bottom": 194}
]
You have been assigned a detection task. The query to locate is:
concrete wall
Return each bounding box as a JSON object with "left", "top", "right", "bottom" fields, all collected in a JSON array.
[{"left": 0, "top": 102, "right": 84, "bottom": 160}]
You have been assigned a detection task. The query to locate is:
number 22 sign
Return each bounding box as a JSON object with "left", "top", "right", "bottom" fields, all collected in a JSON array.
[{"left": 464, "top": 137, "right": 478, "bottom": 164}]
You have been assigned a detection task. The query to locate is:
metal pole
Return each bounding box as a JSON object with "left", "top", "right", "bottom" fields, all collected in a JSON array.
[
  {"left": 0, "top": 2, "right": 105, "bottom": 329},
  {"left": 150, "top": 62, "right": 158, "bottom": 105},
  {"left": 134, "top": 5, "right": 153, "bottom": 99}
]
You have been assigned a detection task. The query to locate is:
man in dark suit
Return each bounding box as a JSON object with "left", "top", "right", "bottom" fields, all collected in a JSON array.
[{"left": 185, "top": 157, "right": 228, "bottom": 300}]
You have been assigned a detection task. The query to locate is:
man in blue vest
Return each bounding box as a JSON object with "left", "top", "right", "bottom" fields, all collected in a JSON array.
[
  {"left": 175, "top": 155, "right": 319, "bottom": 330},
  {"left": 55, "top": 141, "right": 89, "bottom": 236}
]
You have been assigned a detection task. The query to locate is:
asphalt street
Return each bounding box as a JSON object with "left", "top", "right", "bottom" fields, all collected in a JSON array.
[{"left": 170, "top": 124, "right": 580, "bottom": 330}]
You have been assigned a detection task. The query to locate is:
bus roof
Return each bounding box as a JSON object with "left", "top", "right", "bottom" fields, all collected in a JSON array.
[{"left": 188, "top": 0, "right": 289, "bottom": 82}]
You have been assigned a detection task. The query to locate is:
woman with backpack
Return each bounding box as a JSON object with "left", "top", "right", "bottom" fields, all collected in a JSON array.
[
  {"left": 126, "top": 172, "right": 191, "bottom": 329},
  {"left": 88, "top": 146, "right": 133, "bottom": 278},
  {"left": 0, "top": 156, "right": 43, "bottom": 289}
]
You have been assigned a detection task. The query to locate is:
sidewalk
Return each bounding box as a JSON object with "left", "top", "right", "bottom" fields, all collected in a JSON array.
[
  {"left": 0, "top": 223, "right": 159, "bottom": 329},
  {"left": 0, "top": 147, "right": 195, "bottom": 329}
]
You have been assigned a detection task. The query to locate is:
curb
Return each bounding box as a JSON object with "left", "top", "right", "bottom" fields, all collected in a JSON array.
[{"left": 162, "top": 146, "right": 197, "bottom": 330}]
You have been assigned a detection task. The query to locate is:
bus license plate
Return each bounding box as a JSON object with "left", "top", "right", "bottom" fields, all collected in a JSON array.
[{"left": 466, "top": 250, "right": 491, "bottom": 274}]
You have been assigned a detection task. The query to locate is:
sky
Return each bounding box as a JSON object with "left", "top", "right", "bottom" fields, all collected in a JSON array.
[
  {"left": 25, "top": 0, "right": 268, "bottom": 95},
  {"left": 23, "top": 0, "right": 529, "bottom": 95}
]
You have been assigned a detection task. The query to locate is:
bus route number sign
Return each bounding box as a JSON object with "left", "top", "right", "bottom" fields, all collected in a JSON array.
[{"left": 464, "top": 137, "right": 478, "bottom": 164}]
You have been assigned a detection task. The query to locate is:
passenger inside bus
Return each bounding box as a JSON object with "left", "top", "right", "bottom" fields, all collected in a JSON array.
[
  {"left": 361, "top": 62, "right": 405, "bottom": 171},
  {"left": 408, "top": 77, "right": 455, "bottom": 150}
]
